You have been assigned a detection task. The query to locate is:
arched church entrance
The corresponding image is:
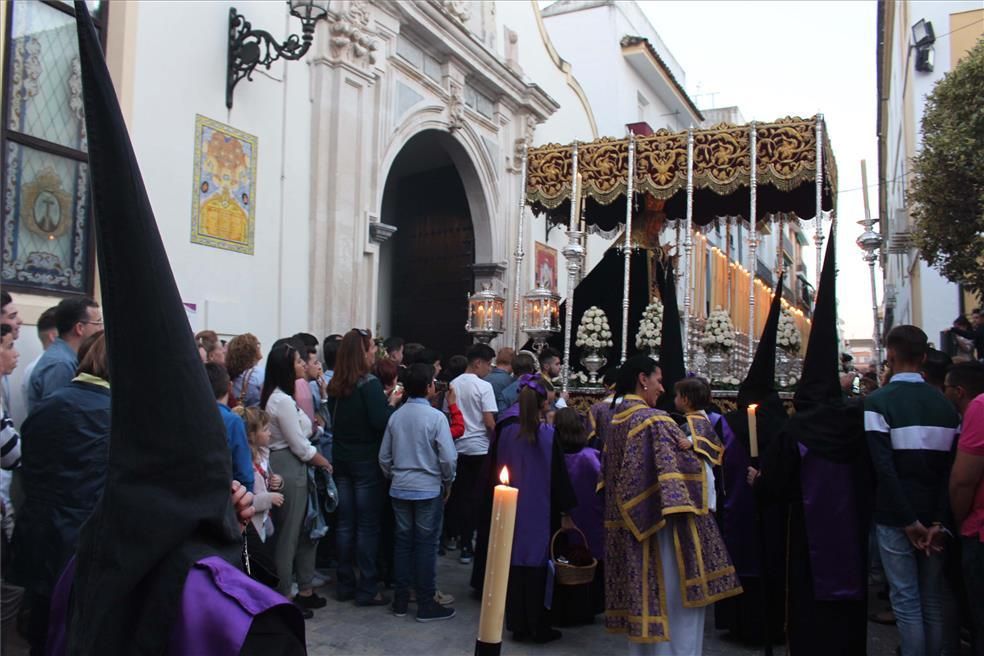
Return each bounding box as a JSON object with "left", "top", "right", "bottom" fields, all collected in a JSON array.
[{"left": 379, "top": 130, "right": 477, "bottom": 360}]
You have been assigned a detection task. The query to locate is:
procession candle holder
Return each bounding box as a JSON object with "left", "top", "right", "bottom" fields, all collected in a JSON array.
[
  {"left": 466, "top": 284, "right": 506, "bottom": 344},
  {"left": 520, "top": 284, "right": 560, "bottom": 353}
]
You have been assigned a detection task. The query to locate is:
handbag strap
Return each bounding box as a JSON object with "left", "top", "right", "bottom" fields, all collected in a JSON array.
[{"left": 239, "top": 367, "right": 253, "bottom": 405}]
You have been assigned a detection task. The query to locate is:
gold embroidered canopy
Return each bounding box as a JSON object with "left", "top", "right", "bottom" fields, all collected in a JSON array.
[{"left": 526, "top": 115, "right": 837, "bottom": 228}]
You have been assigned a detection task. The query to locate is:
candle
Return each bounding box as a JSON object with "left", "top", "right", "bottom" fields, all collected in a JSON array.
[
  {"left": 747, "top": 404, "right": 759, "bottom": 458},
  {"left": 476, "top": 466, "right": 519, "bottom": 655}
]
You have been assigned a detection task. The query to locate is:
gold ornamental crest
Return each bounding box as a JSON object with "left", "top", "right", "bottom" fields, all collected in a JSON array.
[{"left": 22, "top": 166, "right": 71, "bottom": 240}]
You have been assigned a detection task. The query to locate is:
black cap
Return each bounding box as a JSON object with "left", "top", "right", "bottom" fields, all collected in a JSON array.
[{"left": 69, "top": 3, "right": 241, "bottom": 652}]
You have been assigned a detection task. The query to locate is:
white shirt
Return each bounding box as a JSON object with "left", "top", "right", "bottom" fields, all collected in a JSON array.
[
  {"left": 451, "top": 373, "right": 497, "bottom": 456},
  {"left": 266, "top": 388, "right": 316, "bottom": 462}
]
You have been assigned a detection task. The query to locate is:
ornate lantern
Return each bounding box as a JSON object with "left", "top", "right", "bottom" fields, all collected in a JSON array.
[
  {"left": 465, "top": 284, "right": 505, "bottom": 344},
  {"left": 520, "top": 283, "right": 561, "bottom": 353}
]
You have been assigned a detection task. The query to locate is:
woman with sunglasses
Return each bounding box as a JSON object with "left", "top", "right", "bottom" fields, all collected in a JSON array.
[
  {"left": 261, "top": 342, "right": 333, "bottom": 616},
  {"left": 327, "top": 329, "right": 402, "bottom": 605}
]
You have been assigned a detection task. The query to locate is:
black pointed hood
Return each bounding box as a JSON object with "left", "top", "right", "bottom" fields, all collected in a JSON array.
[
  {"left": 737, "top": 270, "right": 784, "bottom": 407},
  {"left": 788, "top": 230, "right": 865, "bottom": 463},
  {"left": 795, "top": 233, "right": 841, "bottom": 405},
  {"left": 655, "top": 257, "right": 685, "bottom": 412},
  {"left": 726, "top": 272, "right": 787, "bottom": 458},
  {"left": 69, "top": 3, "right": 240, "bottom": 652}
]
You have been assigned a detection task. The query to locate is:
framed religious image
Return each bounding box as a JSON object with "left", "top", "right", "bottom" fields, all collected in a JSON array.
[
  {"left": 534, "top": 242, "right": 558, "bottom": 292},
  {"left": 190, "top": 115, "right": 257, "bottom": 254}
]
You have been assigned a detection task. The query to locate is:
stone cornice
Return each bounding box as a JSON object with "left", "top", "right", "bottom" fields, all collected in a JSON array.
[{"left": 378, "top": 0, "right": 559, "bottom": 122}]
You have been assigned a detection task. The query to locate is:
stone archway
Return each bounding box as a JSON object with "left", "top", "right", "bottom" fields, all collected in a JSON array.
[{"left": 378, "top": 129, "right": 488, "bottom": 358}]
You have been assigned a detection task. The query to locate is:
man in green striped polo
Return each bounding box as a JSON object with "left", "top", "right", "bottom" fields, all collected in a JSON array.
[{"left": 865, "top": 325, "right": 960, "bottom": 656}]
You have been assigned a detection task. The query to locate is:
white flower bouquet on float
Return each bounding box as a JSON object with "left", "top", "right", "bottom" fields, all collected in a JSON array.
[
  {"left": 552, "top": 371, "right": 590, "bottom": 388},
  {"left": 776, "top": 308, "right": 802, "bottom": 388},
  {"left": 777, "top": 309, "right": 802, "bottom": 354},
  {"left": 576, "top": 306, "right": 614, "bottom": 350},
  {"left": 700, "top": 307, "right": 736, "bottom": 384},
  {"left": 576, "top": 306, "right": 612, "bottom": 386},
  {"left": 701, "top": 307, "right": 736, "bottom": 354},
  {"left": 635, "top": 300, "right": 664, "bottom": 357}
]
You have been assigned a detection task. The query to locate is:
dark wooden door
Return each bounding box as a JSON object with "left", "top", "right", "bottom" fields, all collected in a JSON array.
[{"left": 391, "top": 166, "right": 474, "bottom": 359}]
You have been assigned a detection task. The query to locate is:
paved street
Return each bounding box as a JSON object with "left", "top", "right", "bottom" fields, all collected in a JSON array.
[
  {"left": 305, "top": 552, "right": 903, "bottom": 656},
  {"left": 0, "top": 551, "right": 905, "bottom": 656}
]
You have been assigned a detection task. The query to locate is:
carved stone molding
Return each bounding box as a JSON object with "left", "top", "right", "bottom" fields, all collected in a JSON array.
[
  {"left": 512, "top": 114, "right": 537, "bottom": 169},
  {"left": 327, "top": 0, "right": 379, "bottom": 68},
  {"left": 447, "top": 83, "right": 465, "bottom": 133},
  {"left": 440, "top": 0, "right": 471, "bottom": 24},
  {"left": 369, "top": 221, "right": 398, "bottom": 245},
  {"left": 471, "top": 261, "right": 507, "bottom": 280}
]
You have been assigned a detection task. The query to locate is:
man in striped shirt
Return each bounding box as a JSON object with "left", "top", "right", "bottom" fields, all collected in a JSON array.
[{"left": 865, "top": 325, "right": 960, "bottom": 656}]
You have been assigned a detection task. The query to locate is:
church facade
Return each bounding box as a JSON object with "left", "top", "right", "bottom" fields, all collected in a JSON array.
[{"left": 2, "top": 0, "right": 736, "bottom": 418}]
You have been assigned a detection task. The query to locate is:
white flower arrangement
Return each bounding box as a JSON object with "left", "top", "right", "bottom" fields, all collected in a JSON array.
[
  {"left": 576, "top": 306, "right": 614, "bottom": 350},
  {"left": 700, "top": 307, "right": 737, "bottom": 352},
  {"left": 553, "top": 371, "right": 590, "bottom": 387},
  {"left": 635, "top": 300, "right": 664, "bottom": 351},
  {"left": 777, "top": 309, "right": 802, "bottom": 353}
]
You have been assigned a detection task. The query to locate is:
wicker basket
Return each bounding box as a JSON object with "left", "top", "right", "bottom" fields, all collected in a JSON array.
[{"left": 550, "top": 527, "right": 597, "bottom": 586}]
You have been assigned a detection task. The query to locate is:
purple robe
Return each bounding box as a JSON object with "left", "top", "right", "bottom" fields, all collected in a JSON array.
[
  {"left": 602, "top": 397, "right": 742, "bottom": 643},
  {"left": 47, "top": 556, "right": 301, "bottom": 656},
  {"left": 564, "top": 447, "right": 604, "bottom": 561},
  {"left": 798, "top": 444, "right": 864, "bottom": 601},
  {"left": 497, "top": 420, "right": 555, "bottom": 567},
  {"left": 709, "top": 410, "right": 761, "bottom": 578},
  {"left": 685, "top": 413, "right": 724, "bottom": 465},
  {"left": 587, "top": 399, "right": 616, "bottom": 448}
]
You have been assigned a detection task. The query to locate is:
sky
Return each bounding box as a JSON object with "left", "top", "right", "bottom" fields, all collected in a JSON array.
[{"left": 637, "top": 1, "right": 879, "bottom": 340}]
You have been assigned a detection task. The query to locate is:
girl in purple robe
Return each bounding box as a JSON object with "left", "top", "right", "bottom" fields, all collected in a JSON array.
[
  {"left": 551, "top": 407, "right": 605, "bottom": 626},
  {"left": 488, "top": 375, "right": 577, "bottom": 643}
]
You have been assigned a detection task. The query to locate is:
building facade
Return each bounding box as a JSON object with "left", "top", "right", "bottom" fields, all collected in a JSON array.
[
  {"left": 1, "top": 0, "right": 818, "bottom": 424},
  {"left": 877, "top": 0, "right": 983, "bottom": 345}
]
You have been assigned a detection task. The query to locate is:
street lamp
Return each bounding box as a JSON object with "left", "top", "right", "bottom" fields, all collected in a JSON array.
[
  {"left": 857, "top": 220, "right": 883, "bottom": 379},
  {"left": 227, "top": 0, "right": 332, "bottom": 109}
]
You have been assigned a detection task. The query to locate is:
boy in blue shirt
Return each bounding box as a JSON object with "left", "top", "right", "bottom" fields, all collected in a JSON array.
[{"left": 206, "top": 362, "right": 254, "bottom": 493}]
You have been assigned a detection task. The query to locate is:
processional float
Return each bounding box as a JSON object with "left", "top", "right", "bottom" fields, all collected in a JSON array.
[{"left": 470, "top": 116, "right": 837, "bottom": 397}]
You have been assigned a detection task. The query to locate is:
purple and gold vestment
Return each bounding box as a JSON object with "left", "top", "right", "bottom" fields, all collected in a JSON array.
[{"left": 600, "top": 396, "right": 741, "bottom": 643}]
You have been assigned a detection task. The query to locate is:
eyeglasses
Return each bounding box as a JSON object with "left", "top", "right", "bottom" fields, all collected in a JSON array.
[{"left": 81, "top": 319, "right": 104, "bottom": 326}]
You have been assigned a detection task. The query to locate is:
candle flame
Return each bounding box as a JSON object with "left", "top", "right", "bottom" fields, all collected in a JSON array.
[
  {"left": 748, "top": 403, "right": 758, "bottom": 411},
  {"left": 500, "top": 466, "right": 510, "bottom": 486}
]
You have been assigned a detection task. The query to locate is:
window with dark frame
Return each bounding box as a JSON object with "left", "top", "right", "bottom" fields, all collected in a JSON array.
[{"left": 1, "top": 1, "right": 106, "bottom": 296}]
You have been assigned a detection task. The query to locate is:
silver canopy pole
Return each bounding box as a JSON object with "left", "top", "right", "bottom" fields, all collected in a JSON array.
[
  {"left": 682, "top": 126, "right": 694, "bottom": 369},
  {"left": 620, "top": 135, "right": 636, "bottom": 364},
  {"left": 512, "top": 142, "right": 529, "bottom": 347},
  {"left": 748, "top": 122, "right": 758, "bottom": 358}
]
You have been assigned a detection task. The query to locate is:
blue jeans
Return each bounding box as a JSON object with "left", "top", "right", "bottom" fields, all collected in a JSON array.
[
  {"left": 334, "top": 460, "right": 384, "bottom": 602},
  {"left": 391, "top": 496, "right": 443, "bottom": 603},
  {"left": 875, "top": 524, "right": 945, "bottom": 656}
]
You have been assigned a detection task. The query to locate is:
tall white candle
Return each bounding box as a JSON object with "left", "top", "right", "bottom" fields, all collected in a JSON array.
[
  {"left": 477, "top": 467, "right": 518, "bottom": 649},
  {"left": 747, "top": 404, "right": 759, "bottom": 458}
]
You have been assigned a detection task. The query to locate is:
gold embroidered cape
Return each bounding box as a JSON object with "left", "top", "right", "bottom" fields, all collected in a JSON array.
[
  {"left": 685, "top": 412, "right": 725, "bottom": 466},
  {"left": 602, "top": 396, "right": 741, "bottom": 643}
]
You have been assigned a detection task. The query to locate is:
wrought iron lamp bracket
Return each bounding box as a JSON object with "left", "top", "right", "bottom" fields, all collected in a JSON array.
[{"left": 227, "top": 7, "right": 322, "bottom": 109}]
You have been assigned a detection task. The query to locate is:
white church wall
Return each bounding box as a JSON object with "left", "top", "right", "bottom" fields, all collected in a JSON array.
[{"left": 125, "top": 1, "right": 313, "bottom": 350}]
